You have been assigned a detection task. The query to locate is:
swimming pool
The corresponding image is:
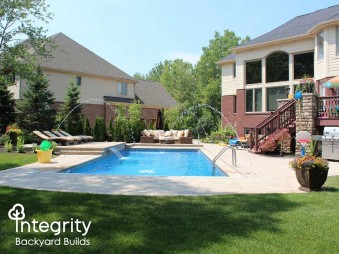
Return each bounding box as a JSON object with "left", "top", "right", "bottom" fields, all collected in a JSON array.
[{"left": 61, "top": 149, "right": 226, "bottom": 177}]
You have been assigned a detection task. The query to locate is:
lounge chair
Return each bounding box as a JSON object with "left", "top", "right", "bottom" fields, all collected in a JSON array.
[
  {"left": 33, "top": 131, "right": 67, "bottom": 146},
  {"left": 52, "top": 130, "right": 83, "bottom": 143},
  {"left": 43, "top": 131, "right": 75, "bottom": 144},
  {"left": 59, "top": 130, "right": 94, "bottom": 142}
]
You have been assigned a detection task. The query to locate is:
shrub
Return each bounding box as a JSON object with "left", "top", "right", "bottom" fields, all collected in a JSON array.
[
  {"left": 17, "top": 137, "right": 25, "bottom": 153},
  {"left": 76, "top": 117, "right": 84, "bottom": 135},
  {"left": 93, "top": 117, "right": 106, "bottom": 141},
  {"left": 21, "top": 131, "right": 40, "bottom": 144},
  {"left": 83, "top": 118, "right": 92, "bottom": 136},
  {"left": 51, "top": 141, "right": 58, "bottom": 154},
  {"left": 107, "top": 119, "right": 114, "bottom": 141},
  {"left": 0, "top": 134, "right": 10, "bottom": 146},
  {"left": 32, "top": 143, "right": 38, "bottom": 153},
  {"left": 5, "top": 140, "right": 13, "bottom": 152},
  {"left": 209, "top": 124, "right": 237, "bottom": 143}
]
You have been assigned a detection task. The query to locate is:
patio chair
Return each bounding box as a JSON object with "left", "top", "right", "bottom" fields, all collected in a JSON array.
[
  {"left": 32, "top": 131, "right": 67, "bottom": 146},
  {"left": 59, "top": 130, "right": 94, "bottom": 142},
  {"left": 43, "top": 131, "right": 75, "bottom": 144},
  {"left": 52, "top": 130, "right": 83, "bottom": 143}
]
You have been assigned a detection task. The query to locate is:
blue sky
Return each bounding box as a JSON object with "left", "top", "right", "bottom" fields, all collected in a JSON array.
[{"left": 44, "top": 0, "right": 339, "bottom": 76}]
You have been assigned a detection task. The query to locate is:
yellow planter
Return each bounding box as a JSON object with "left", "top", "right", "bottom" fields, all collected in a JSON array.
[{"left": 37, "top": 150, "right": 52, "bottom": 163}]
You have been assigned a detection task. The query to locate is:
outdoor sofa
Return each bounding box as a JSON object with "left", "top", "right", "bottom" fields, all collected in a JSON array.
[{"left": 140, "top": 129, "right": 193, "bottom": 144}]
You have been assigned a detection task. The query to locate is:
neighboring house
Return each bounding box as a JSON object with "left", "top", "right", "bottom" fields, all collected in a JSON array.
[
  {"left": 219, "top": 4, "right": 339, "bottom": 136},
  {"left": 9, "top": 33, "right": 176, "bottom": 126}
]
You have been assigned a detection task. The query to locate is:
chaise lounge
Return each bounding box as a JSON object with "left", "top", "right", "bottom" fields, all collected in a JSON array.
[{"left": 33, "top": 131, "right": 68, "bottom": 146}]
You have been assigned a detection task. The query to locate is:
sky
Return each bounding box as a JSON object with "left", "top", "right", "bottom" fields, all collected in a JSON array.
[{"left": 42, "top": 0, "right": 339, "bottom": 76}]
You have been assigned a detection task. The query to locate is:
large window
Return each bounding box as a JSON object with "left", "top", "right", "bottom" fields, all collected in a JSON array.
[
  {"left": 336, "top": 26, "right": 339, "bottom": 55},
  {"left": 246, "top": 88, "right": 262, "bottom": 112},
  {"left": 266, "top": 51, "right": 289, "bottom": 82},
  {"left": 294, "top": 52, "right": 314, "bottom": 79},
  {"left": 317, "top": 31, "right": 324, "bottom": 60},
  {"left": 76, "top": 76, "right": 82, "bottom": 86},
  {"left": 246, "top": 60, "right": 262, "bottom": 84},
  {"left": 266, "top": 86, "right": 288, "bottom": 111},
  {"left": 118, "top": 82, "right": 127, "bottom": 96}
]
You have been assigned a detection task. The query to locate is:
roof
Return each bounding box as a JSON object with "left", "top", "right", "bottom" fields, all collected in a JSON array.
[
  {"left": 103, "top": 96, "right": 135, "bottom": 104},
  {"left": 235, "top": 4, "right": 339, "bottom": 50},
  {"left": 37, "top": 33, "right": 135, "bottom": 82},
  {"left": 135, "top": 80, "right": 177, "bottom": 108},
  {"left": 218, "top": 53, "right": 236, "bottom": 64}
]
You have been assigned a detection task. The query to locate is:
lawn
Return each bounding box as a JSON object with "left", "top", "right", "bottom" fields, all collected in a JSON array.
[
  {"left": 0, "top": 153, "right": 38, "bottom": 171},
  {"left": 0, "top": 177, "right": 338, "bottom": 253}
]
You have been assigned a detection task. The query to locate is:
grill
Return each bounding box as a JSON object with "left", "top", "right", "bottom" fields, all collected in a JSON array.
[{"left": 322, "top": 127, "right": 339, "bottom": 160}]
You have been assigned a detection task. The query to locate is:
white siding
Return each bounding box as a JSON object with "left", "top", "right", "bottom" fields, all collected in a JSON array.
[
  {"left": 221, "top": 63, "right": 237, "bottom": 96},
  {"left": 235, "top": 38, "right": 314, "bottom": 89},
  {"left": 327, "top": 26, "right": 339, "bottom": 77},
  {"left": 31, "top": 70, "right": 135, "bottom": 104}
]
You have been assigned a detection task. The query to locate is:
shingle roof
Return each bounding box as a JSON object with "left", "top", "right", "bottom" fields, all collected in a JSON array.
[
  {"left": 37, "top": 33, "right": 135, "bottom": 82},
  {"left": 103, "top": 96, "right": 135, "bottom": 104},
  {"left": 135, "top": 80, "right": 177, "bottom": 108},
  {"left": 218, "top": 53, "right": 236, "bottom": 63},
  {"left": 236, "top": 4, "right": 339, "bottom": 49}
]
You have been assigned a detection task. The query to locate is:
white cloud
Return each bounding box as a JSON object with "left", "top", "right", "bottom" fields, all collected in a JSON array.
[{"left": 167, "top": 52, "right": 200, "bottom": 65}]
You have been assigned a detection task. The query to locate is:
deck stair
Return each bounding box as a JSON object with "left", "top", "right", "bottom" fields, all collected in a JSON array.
[{"left": 249, "top": 99, "right": 296, "bottom": 153}]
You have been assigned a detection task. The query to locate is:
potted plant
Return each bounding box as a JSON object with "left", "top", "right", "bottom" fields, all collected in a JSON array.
[
  {"left": 296, "top": 76, "right": 316, "bottom": 94},
  {"left": 36, "top": 141, "right": 53, "bottom": 163},
  {"left": 5, "top": 124, "right": 22, "bottom": 147},
  {"left": 289, "top": 155, "right": 329, "bottom": 191}
]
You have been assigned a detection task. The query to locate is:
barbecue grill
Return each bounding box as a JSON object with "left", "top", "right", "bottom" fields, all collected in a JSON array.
[{"left": 322, "top": 127, "right": 339, "bottom": 160}]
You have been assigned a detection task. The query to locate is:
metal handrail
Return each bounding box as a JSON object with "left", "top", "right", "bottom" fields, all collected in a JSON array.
[{"left": 212, "top": 146, "right": 237, "bottom": 175}]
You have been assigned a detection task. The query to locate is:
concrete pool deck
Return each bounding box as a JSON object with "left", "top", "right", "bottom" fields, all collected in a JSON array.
[{"left": 0, "top": 142, "right": 338, "bottom": 196}]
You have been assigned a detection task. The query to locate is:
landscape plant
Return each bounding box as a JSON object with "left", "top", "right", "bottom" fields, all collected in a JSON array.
[
  {"left": 16, "top": 137, "right": 25, "bottom": 153},
  {"left": 93, "top": 117, "right": 106, "bottom": 142},
  {"left": 4, "top": 141, "right": 13, "bottom": 152}
]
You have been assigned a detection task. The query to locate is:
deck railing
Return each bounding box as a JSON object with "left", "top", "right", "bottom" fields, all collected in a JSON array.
[
  {"left": 249, "top": 99, "right": 296, "bottom": 152},
  {"left": 318, "top": 96, "right": 339, "bottom": 119}
]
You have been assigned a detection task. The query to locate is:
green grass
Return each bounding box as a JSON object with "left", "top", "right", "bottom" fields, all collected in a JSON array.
[
  {"left": 0, "top": 153, "right": 38, "bottom": 171},
  {"left": 0, "top": 177, "right": 339, "bottom": 253}
]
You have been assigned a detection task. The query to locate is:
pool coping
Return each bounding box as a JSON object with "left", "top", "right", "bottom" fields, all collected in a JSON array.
[{"left": 3, "top": 142, "right": 337, "bottom": 195}]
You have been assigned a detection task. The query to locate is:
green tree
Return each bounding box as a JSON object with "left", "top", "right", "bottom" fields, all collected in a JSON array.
[
  {"left": 16, "top": 67, "right": 56, "bottom": 132},
  {"left": 160, "top": 59, "right": 197, "bottom": 107},
  {"left": 93, "top": 117, "right": 106, "bottom": 141},
  {"left": 0, "top": 0, "right": 52, "bottom": 132},
  {"left": 133, "top": 72, "right": 147, "bottom": 80},
  {"left": 128, "top": 100, "right": 143, "bottom": 142},
  {"left": 76, "top": 116, "right": 84, "bottom": 135},
  {"left": 56, "top": 80, "right": 82, "bottom": 135},
  {"left": 107, "top": 118, "right": 114, "bottom": 141},
  {"left": 147, "top": 61, "right": 165, "bottom": 82},
  {"left": 0, "top": 81, "right": 15, "bottom": 133},
  {"left": 83, "top": 118, "right": 92, "bottom": 136},
  {"left": 195, "top": 30, "right": 249, "bottom": 111}
]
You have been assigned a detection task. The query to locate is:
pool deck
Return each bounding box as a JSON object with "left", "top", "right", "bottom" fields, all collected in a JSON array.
[{"left": 0, "top": 141, "right": 339, "bottom": 196}]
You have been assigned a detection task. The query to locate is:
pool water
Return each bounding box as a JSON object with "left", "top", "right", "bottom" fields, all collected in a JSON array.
[{"left": 62, "top": 149, "right": 226, "bottom": 177}]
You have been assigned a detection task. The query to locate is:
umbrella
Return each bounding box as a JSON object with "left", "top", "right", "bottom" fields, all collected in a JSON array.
[
  {"left": 324, "top": 76, "right": 339, "bottom": 88},
  {"left": 156, "top": 110, "right": 164, "bottom": 130}
]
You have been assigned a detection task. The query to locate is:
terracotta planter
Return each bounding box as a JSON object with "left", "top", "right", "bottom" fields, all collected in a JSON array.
[
  {"left": 9, "top": 132, "right": 18, "bottom": 147},
  {"left": 295, "top": 166, "right": 329, "bottom": 191}
]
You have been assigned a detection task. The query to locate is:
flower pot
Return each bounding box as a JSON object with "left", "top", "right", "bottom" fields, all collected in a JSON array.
[
  {"left": 9, "top": 132, "right": 18, "bottom": 147},
  {"left": 36, "top": 150, "right": 52, "bottom": 163},
  {"left": 295, "top": 166, "right": 329, "bottom": 192}
]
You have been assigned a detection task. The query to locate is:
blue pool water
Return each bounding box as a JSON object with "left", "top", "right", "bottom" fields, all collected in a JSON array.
[{"left": 61, "top": 149, "right": 226, "bottom": 177}]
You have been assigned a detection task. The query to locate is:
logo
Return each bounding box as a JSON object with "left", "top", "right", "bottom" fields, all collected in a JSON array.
[{"left": 8, "top": 204, "right": 91, "bottom": 246}]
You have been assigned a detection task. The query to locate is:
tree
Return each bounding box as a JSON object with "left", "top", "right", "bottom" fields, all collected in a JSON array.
[
  {"left": 160, "top": 59, "right": 197, "bottom": 108},
  {"left": 147, "top": 62, "right": 165, "bottom": 82},
  {"left": 16, "top": 67, "right": 55, "bottom": 132},
  {"left": 56, "top": 80, "right": 82, "bottom": 135},
  {"left": 133, "top": 72, "right": 147, "bottom": 80},
  {"left": 0, "top": 0, "right": 52, "bottom": 132},
  {"left": 83, "top": 118, "right": 92, "bottom": 136},
  {"left": 195, "top": 30, "right": 250, "bottom": 111},
  {"left": 0, "top": 81, "right": 15, "bottom": 133},
  {"left": 93, "top": 117, "right": 106, "bottom": 141}
]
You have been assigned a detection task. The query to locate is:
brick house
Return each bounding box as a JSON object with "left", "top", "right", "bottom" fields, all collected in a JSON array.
[
  {"left": 9, "top": 33, "right": 176, "bottom": 126},
  {"left": 219, "top": 4, "right": 339, "bottom": 139}
]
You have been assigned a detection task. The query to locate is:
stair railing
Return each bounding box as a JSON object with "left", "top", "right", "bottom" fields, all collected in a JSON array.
[{"left": 249, "top": 99, "right": 296, "bottom": 152}]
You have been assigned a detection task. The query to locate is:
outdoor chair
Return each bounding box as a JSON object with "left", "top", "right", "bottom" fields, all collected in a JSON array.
[
  {"left": 59, "top": 130, "right": 94, "bottom": 142},
  {"left": 52, "top": 130, "right": 83, "bottom": 143},
  {"left": 32, "top": 131, "right": 67, "bottom": 146},
  {"left": 43, "top": 131, "right": 75, "bottom": 144}
]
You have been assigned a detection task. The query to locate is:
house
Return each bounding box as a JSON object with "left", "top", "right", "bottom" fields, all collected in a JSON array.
[
  {"left": 219, "top": 4, "right": 339, "bottom": 139},
  {"left": 9, "top": 33, "right": 176, "bottom": 126}
]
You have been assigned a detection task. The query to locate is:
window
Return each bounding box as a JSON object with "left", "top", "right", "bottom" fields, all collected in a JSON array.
[
  {"left": 118, "top": 82, "right": 127, "bottom": 96},
  {"left": 76, "top": 76, "right": 81, "bottom": 86},
  {"left": 336, "top": 26, "right": 339, "bottom": 55},
  {"left": 233, "top": 63, "right": 236, "bottom": 77},
  {"left": 246, "top": 88, "right": 262, "bottom": 112},
  {"left": 317, "top": 31, "right": 324, "bottom": 60},
  {"left": 246, "top": 60, "right": 262, "bottom": 84},
  {"left": 266, "top": 51, "right": 289, "bottom": 82},
  {"left": 294, "top": 52, "right": 314, "bottom": 79},
  {"left": 266, "top": 86, "right": 288, "bottom": 111},
  {"left": 233, "top": 95, "right": 237, "bottom": 114}
]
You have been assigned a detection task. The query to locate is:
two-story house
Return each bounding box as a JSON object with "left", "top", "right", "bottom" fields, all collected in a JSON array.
[
  {"left": 9, "top": 33, "right": 176, "bottom": 126},
  {"left": 219, "top": 4, "right": 339, "bottom": 137}
]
